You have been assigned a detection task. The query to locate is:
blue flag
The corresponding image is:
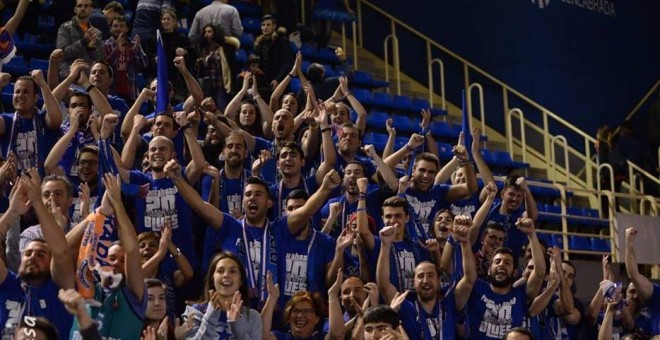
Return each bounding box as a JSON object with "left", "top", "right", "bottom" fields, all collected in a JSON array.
[
  {"left": 156, "top": 29, "right": 169, "bottom": 115},
  {"left": 461, "top": 89, "right": 473, "bottom": 160}
]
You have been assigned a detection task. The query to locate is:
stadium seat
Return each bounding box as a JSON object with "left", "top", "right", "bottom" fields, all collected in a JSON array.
[
  {"left": 317, "top": 48, "right": 339, "bottom": 64},
  {"left": 239, "top": 33, "right": 255, "bottom": 50},
  {"left": 4, "top": 55, "right": 28, "bottom": 76},
  {"left": 568, "top": 236, "right": 591, "bottom": 251},
  {"left": 363, "top": 132, "right": 388, "bottom": 152},
  {"left": 430, "top": 121, "right": 453, "bottom": 138},
  {"left": 30, "top": 58, "right": 49, "bottom": 74},
  {"left": 391, "top": 114, "right": 418, "bottom": 133},
  {"left": 591, "top": 238, "right": 611, "bottom": 252},
  {"left": 436, "top": 142, "right": 453, "bottom": 160},
  {"left": 391, "top": 95, "right": 412, "bottom": 112},
  {"left": 1, "top": 82, "right": 14, "bottom": 109},
  {"left": 236, "top": 49, "right": 247, "bottom": 64},
  {"left": 366, "top": 111, "right": 389, "bottom": 129},
  {"left": 241, "top": 18, "right": 261, "bottom": 34},
  {"left": 352, "top": 88, "right": 372, "bottom": 105},
  {"left": 371, "top": 92, "right": 392, "bottom": 110},
  {"left": 289, "top": 78, "right": 302, "bottom": 93},
  {"left": 352, "top": 71, "right": 373, "bottom": 88}
]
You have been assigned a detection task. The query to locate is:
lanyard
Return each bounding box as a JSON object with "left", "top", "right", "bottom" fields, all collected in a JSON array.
[
  {"left": 7, "top": 111, "right": 40, "bottom": 169},
  {"left": 415, "top": 299, "right": 442, "bottom": 340},
  {"left": 391, "top": 243, "right": 405, "bottom": 292},
  {"left": 241, "top": 218, "right": 269, "bottom": 298},
  {"left": 277, "top": 176, "right": 309, "bottom": 217}
]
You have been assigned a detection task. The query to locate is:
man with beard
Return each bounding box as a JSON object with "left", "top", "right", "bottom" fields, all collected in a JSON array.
[
  {"left": 363, "top": 195, "right": 431, "bottom": 293},
  {"left": 378, "top": 214, "right": 477, "bottom": 339},
  {"left": 465, "top": 217, "right": 546, "bottom": 340},
  {"left": 0, "top": 70, "right": 63, "bottom": 172},
  {"left": 335, "top": 123, "right": 380, "bottom": 182},
  {"left": 484, "top": 175, "right": 538, "bottom": 261},
  {"left": 320, "top": 161, "right": 382, "bottom": 238},
  {"left": 385, "top": 135, "right": 478, "bottom": 238},
  {"left": 56, "top": 0, "right": 105, "bottom": 79},
  {"left": 163, "top": 158, "right": 340, "bottom": 309},
  {"left": 68, "top": 173, "right": 147, "bottom": 339},
  {"left": 0, "top": 170, "right": 75, "bottom": 339},
  {"left": 117, "top": 113, "right": 206, "bottom": 270},
  {"left": 217, "top": 131, "right": 250, "bottom": 215}
]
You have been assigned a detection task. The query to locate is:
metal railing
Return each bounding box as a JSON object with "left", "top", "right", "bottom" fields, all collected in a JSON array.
[
  {"left": 467, "top": 83, "right": 486, "bottom": 138},
  {"left": 551, "top": 135, "right": 570, "bottom": 187},
  {"left": 352, "top": 0, "right": 659, "bottom": 203}
]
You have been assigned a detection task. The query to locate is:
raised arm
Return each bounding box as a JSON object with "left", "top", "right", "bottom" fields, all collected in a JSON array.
[
  {"left": 251, "top": 77, "right": 274, "bottom": 139},
  {"left": 376, "top": 225, "right": 400, "bottom": 304},
  {"left": 363, "top": 144, "right": 398, "bottom": 191},
  {"left": 104, "top": 173, "right": 145, "bottom": 301},
  {"left": 326, "top": 228, "right": 355, "bottom": 288},
  {"left": 121, "top": 114, "right": 145, "bottom": 168},
  {"left": 383, "top": 118, "right": 396, "bottom": 159},
  {"left": 141, "top": 224, "right": 171, "bottom": 278},
  {"left": 517, "top": 177, "right": 538, "bottom": 221},
  {"left": 51, "top": 59, "right": 86, "bottom": 102},
  {"left": 121, "top": 88, "right": 152, "bottom": 141},
  {"left": 25, "top": 170, "right": 75, "bottom": 289},
  {"left": 435, "top": 132, "right": 464, "bottom": 184},
  {"left": 468, "top": 182, "right": 497, "bottom": 246},
  {"left": 44, "top": 110, "right": 80, "bottom": 175},
  {"left": 47, "top": 49, "right": 63, "bottom": 90},
  {"left": 356, "top": 178, "right": 375, "bottom": 251},
  {"left": 225, "top": 73, "right": 250, "bottom": 120},
  {"left": 338, "top": 77, "right": 367, "bottom": 135},
  {"left": 550, "top": 247, "right": 578, "bottom": 323},
  {"left": 624, "top": 228, "right": 654, "bottom": 302},
  {"left": 174, "top": 56, "right": 203, "bottom": 108},
  {"left": 598, "top": 301, "right": 618, "bottom": 340},
  {"left": 78, "top": 71, "right": 112, "bottom": 120},
  {"left": 326, "top": 269, "right": 346, "bottom": 340},
  {"left": 175, "top": 111, "right": 205, "bottom": 184},
  {"left": 444, "top": 142, "right": 477, "bottom": 202},
  {"left": 453, "top": 216, "right": 477, "bottom": 310},
  {"left": 4, "top": 0, "right": 29, "bottom": 35},
  {"left": 261, "top": 271, "right": 280, "bottom": 340},
  {"left": 471, "top": 128, "right": 495, "bottom": 202},
  {"left": 269, "top": 53, "right": 301, "bottom": 114},
  {"left": 287, "top": 170, "right": 341, "bottom": 234},
  {"left": 164, "top": 160, "right": 224, "bottom": 229},
  {"left": 313, "top": 99, "right": 336, "bottom": 185},
  {"left": 383, "top": 134, "right": 424, "bottom": 172},
  {"left": 32, "top": 70, "right": 63, "bottom": 129},
  {"left": 517, "top": 218, "right": 546, "bottom": 300}
]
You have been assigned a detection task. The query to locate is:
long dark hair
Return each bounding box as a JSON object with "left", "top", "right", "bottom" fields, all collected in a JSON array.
[
  {"left": 200, "top": 252, "right": 250, "bottom": 306},
  {"left": 198, "top": 23, "right": 226, "bottom": 52}
]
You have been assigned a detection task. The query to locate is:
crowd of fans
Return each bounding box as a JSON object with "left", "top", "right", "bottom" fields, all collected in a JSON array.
[{"left": 0, "top": 0, "right": 658, "bottom": 339}]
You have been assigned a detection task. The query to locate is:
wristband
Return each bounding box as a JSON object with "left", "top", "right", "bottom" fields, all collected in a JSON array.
[
  {"left": 320, "top": 127, "right": 331, "bottom": 133},
  {"left": 172, "top": 248, "right": 181, "bottom": 258},
  {"left": 86, "top": 84, "right": 97, "bottom": 92},
  {"left": 180, "top": 123, "right": 191, "bottom": 131},
  {"left": 358, "top": 193, "right": 367, "bottom": 200},
  {"left": 420, "top": 127, "right": 430, "bottom": 135},
  {"left": 356, "top": 207, "right": 366, "bottom": 212},
  {"left": 459, "top": 159, "right": 473, "bottom": 167},
  {"left": 288, "top": 73, "right": 296, "bottom": 78},
  {"left": 253, "top": 95, "right": 261, "bottom": 100},
  {"left": 405, "top": 144, "right": 415, "bottom": 152},
  {"left": 344, "top": 92, "right": 352, "bottom": 98}
]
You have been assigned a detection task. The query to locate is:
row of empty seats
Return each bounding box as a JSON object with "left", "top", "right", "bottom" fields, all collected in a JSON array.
[{"left": 537, "top": 233, "right": 611, "bottom": 253}]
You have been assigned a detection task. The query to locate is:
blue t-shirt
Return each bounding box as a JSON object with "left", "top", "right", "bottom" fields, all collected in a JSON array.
[
  {"left": 466, "top": 280, "right": 528, "bottom": 340},
  {"left": 129, "top": 170, "right": 198, "bottom": 268},
  {"left": 399, "top": 293, "right": 458, "bottom": 339},
  {"left": 451, "top": 191, "right": 482, "bottom": 218},
  {"left": 202, "top": 215, "right": 289, "bottom": 308},
  {"left": 319, "top": 189, "right": 381, "bottom": 238},
  {"left": 485, "top": 200, "right": 528, "bottom": 260},
  {"left": 57, "top": 123, "right": 97, "bottom": 182},
  {"left": 404, "top": 184, "right": 451, "bottom": 238},
  {"left": 0, "top": 110, "right": 60, "bottom": 171},
  {"left": 539, "top": 294, "right": 571, "bottom": 340},
  {"left": 277, "top": 229, "right": 335, "bottom": 308},
  {"left": 371, "top": 237, "right": 430, "bottom": 292},
  {"left": 269, "top": 175, "right": 318, "bottom": 219},
  {"left": 215, "top": 169, "right": 250, "bottom": 213},
  {"left": 651, "top": 283, "right": 660, "bottom": 336},
  {"left": 0, "top": 273, "right": 73, "bottom": 339}
]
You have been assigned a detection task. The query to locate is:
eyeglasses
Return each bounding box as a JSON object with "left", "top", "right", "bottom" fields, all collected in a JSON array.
[
  {"left": 69, "top": 103, "right": 88, "bottom": 109},
  {"left": 78, "top": 160, "right": 98, "bottom": 167},
  {"left": 290, "top": 308, "right": 316, "bottom": 316},
  {"left": 76, "top": 3, "right": 92, "bottom": 8}
]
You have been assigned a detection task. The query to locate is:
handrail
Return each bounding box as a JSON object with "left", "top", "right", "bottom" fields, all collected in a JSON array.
[
  {"left": 338, "top": 22, "right": 360, "bottom": 69},
  {"left": 632, "top": 173, "right": 645, "bottom": 196},
  {"left": 506, "top": 108, "right": 527, "bottom": 164},
  {"left": 383, "top": 34, "right": 401, "bottom": 95},
  {"left": 627, "top": 160, "right": 660, "bottom": 186},
  {"left": 658, "top": 145, "right": 660, "bottom": 172},
  {"left": 467, "top": 83, "right": 486, "bottom": 138},
  {"left": 427, "top": 54, "right": 447, "bottom": 110},
  {"left": 597, "top": 163, "right": 615, "bottom": 219},
  {"left": 640, "top": 195, "right": 658, "bottom": 216},
  {"left": 551, "top": 135, "right": 570, "bottom": 187},
  {"left": 618, "top": 79, "right": 660, "bottom": 134}
]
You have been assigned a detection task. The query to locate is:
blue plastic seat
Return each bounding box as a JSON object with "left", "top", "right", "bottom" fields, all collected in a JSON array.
[
  {"left": 232, "top": 0, "right": 262, "bottom": 18},
  {"left": 317, "top": 48, "right": 339, "bottom": 64},
  {"left": 552, "top": 234, "right": 564, "bottom": 248},
  {"left": 30, "top": 58, "right": 49, "bottom": 74},
  {"left": 300, "top": 45, "right": 317, "bottom": 60},
  {"left": 394, "top": 136, "right": 409, "bottom": 150},
  {"left": 366, "top": 111, "right": 389, "bottom": 129},
  {"left": 235, "top": 49, "right": 247, "bottom": 64},
  {"left": 37, "top": 15, "right": 55, "bottom": 31},
  {"left": 430, "top": 121, "right": 453, "bottom": 138},
  {"left": 1, "top": 82, "right": 14, "bottom": 108},
  {"left": 241, "top": 18, "right": 261, "bottom": 34},
  {"left": 568, "top": 236, "right": 591, "bottom": 251},
  {"left": 391, "top": 114, "right": 418, "bottom": 133},
  {"left": 352, "top": 88, "right": 372, "bottom": 105},
  {"left": 352, "top": 71, "right": 373, "bottom": 88},
  {"left": 363, "top": 132, "right": 388, "bottom": 152},
  {"left": 412, "top": 98, "right": 430, "bottom": 112},
  {"left": 323, "top": 64, "right": 337, "bottom": 78},
  {"left": 4, "top": 55, "right": 27, "bottom": 76},
  {"left": 436, "top": 143, "right": 453, "bottom": 160},
  {"left": 391, "top": 95, "right": 412, "bottom": 112},
  {"left": 289, "top": 78, "right": 302, "bottom": 93},
  {"left": 239, "top": 33, "right": 255, "bottom": 50},
  {"left": 371, "top": 92, "right": 392, "bottom": 110},
  {"left": 591, "top": 238, "right": 611, "bottom": 252}
]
